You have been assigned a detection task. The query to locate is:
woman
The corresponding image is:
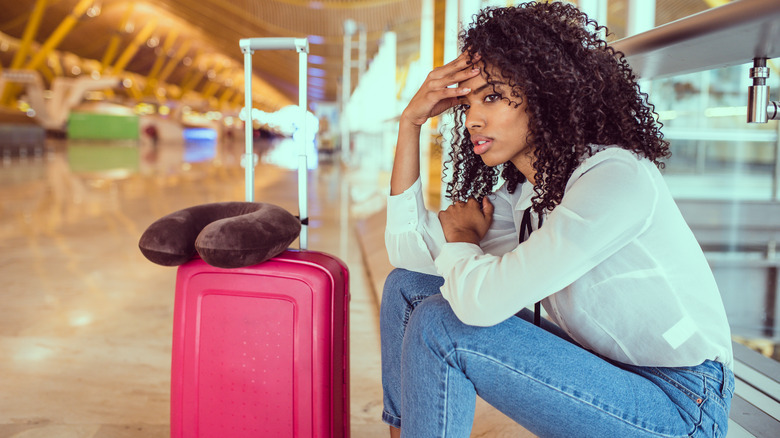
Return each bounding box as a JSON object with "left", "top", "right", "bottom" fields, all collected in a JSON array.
[{"left": 381, "top": 2, "right": 733, "bottom": 437}]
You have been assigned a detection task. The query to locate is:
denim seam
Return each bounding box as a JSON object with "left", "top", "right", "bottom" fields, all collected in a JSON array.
[
  {"left": 401, "top": 295, "right": 428, "bottom": 328},
  {"left": 440, "top": 365, "right": 450, "bottom": 438},
  {"left": 674, "top": 368, "right": 719, "bottom": 381},
  {"left": 455, "top": 348, "right": 684, "bottom": 438},
  {"left": 706, "top": 384, "right": 729, "bottom": 412},
  {"left": 649, "top": 368, "right": 707, "bottom": 405}
]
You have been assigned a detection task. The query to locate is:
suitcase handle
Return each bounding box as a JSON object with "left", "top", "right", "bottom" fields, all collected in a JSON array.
[{"left": 240, "top": 37, "right": 310, "bottom": 250}]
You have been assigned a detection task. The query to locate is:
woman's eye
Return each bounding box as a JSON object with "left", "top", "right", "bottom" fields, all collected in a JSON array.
[
  {"left": 484, "top": 94, "right": 501, "bottom": 103},
  {"left": 458, "top": 103, "right": 470, "bottom": 110}
]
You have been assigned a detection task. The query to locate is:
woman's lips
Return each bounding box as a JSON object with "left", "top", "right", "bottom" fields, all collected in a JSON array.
[{"left": 471, "top": 137, "right": 493, "bottom": 155}]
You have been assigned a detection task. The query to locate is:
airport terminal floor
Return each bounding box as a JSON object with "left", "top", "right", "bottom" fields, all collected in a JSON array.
[{"left": 0, "top": 137, "right": 532, "bottom": 437}]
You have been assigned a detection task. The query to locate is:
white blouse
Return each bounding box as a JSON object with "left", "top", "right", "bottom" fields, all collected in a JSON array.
[{"left": 385, "top": 147, "right": 733, "bottom": 369}]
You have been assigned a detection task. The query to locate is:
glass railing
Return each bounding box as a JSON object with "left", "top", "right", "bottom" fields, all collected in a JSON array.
[{"left": 652, "top": 61, "right": 780, "bottom": 356}]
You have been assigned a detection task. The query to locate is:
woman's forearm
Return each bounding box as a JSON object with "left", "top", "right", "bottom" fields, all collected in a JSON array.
[
  {"left": 390, "top": 52, "right": 477, "bottom": 196},
  {"left": 390, "top": 117, "right": 423, "bottom": 196}
]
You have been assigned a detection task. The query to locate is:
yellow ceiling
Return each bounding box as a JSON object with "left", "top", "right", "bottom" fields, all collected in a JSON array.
[
  {"left": 0, "top": 0, "right": 423, "bottom": 111},
  {"left": 0, "top": 0, "right": 713, "bottom": 113}
]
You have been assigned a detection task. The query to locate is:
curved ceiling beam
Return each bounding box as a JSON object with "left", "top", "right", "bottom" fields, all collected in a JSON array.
[
  {"left": 10, "top": 0, "right": 47, "bottom": 69},
  {"left": 108, "top": 17, "right": 158, "bottom": 75},
  {"left": 100, "top": 2, "right": 136, "bottom": 72},
  {"left": 23, "top": 0, "right": 92, "bottom": 71}
]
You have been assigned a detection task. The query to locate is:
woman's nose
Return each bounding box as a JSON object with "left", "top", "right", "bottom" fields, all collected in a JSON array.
[{"left": 465, "top": 109, "right": 484, "bottom": 130}]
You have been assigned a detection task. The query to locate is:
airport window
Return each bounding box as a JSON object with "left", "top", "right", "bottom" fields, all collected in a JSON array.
[{"left": 647, "top": 62, "right": 780, "bottom": 362}]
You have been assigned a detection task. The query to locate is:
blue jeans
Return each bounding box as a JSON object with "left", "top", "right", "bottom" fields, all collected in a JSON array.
[{"left": 380, "top": 269, "right": 734, "bottom": 437}]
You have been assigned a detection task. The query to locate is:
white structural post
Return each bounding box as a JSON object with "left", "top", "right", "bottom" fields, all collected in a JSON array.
[
  {"left": 341, "top": 19, "right": 356, "bottom": 164},
  {"left": 437, "top": 0, "right": 482, "bottom": 208},
  {"left": 439, "top": 0, "right": 463, "bottom": 208},
  {"left": 627, "top": 0, "right": 655, "bottom": 36},
  {"left": 578, "top": 0, "right": 608, "bottom": 27},
  {"left": 420, "top": 0, "right": 434, "bottom": 199},
  {"left": 358, "top": 25, "right": 367, "bottom": 77}
]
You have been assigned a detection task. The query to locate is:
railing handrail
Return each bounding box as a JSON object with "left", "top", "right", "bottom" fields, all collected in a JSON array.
[{"left": 611, "top": 0, "right": 780, "bottom": 80}]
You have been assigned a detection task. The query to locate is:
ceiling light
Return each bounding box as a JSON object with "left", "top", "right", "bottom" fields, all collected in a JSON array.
[
  {"left": 86, "top": 4, "right": 101, "bottom": 18},
  {"left": 308, "top": 35, "right": 325, "bottom": 44},
  {"left": 308, "top": 67, "right": 326, "bottom": 77}
]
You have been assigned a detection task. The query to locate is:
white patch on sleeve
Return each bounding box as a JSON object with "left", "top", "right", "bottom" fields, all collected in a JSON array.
[{"left": 662, "top": 316, "right": 697, "bottom": 350}]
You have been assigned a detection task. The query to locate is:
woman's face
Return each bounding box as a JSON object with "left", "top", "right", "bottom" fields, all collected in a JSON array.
[{"left": 458, "top": 65, "right": 533, "bottom": 172}]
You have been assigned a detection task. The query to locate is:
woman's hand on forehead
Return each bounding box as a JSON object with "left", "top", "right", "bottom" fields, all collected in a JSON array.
[{"left": 400, "top": 51, "right": 481, "bottom": 127}]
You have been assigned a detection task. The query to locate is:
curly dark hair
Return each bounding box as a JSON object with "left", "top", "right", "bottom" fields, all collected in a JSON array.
[{"left": 445, "top": 1, "right": 670, "bottom": 213}]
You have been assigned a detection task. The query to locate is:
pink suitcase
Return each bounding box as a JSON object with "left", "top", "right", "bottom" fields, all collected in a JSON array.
[
  {"left": 170, "top": 37, "right": 350, "bottom": 437},
  {"left": 170, "top": 252, "right": 349, "bottom": 437}
]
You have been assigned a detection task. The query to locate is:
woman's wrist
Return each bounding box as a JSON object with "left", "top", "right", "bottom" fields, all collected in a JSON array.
[
  {"left": 444, "top": 229, "right": 481, "bottom": 245},
  {"left": 399, "top": 111, "right": 426, "bottom": 130}
]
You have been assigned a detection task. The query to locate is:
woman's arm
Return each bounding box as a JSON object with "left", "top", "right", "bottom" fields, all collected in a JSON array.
[
  {"left": 386, "top": 179, "right": 518, "bottom": 275},
  {"left": 384, "top": 53, "right": 482, "bottom": 273},
  {"left": 390, "top": 52, "right": 479, "bottom": 195},
  {"left": 435, "top": 153, "right": 659, "bottom": 326}
]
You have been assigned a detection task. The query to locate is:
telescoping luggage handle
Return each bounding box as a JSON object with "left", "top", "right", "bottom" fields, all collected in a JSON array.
[{"left": 239, "top": 37, "right": 310, "bottom": 249}]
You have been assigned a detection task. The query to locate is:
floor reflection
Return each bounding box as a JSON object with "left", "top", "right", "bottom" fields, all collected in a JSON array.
[{"left": 0, "top": 136, "right": 390, "bottom": 437}]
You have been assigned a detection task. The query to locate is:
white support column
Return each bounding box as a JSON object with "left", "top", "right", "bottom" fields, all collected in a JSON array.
[
  {"left": 358, "top": 26, "right": 367, "bottom": 78},
  {"left": 461, "top": 0, "right": 481, "bottom": 26},
  {"left": 420, "top": 0, "right": 434, "bottom": 199},
  {"left": 627, "top": 0, "right": 656, "bottom": 98},
  {"left": 627, "top": 0, "right": 655, "bottom": 36},
  {"left": 341, "top": 19, "right": 356, "bottom": 164},
  {"left": 578, "top": 0, "right": 608, "bottom": 27},
  {"left": 439, "top": 0, "right": 462, "bottom": 208}
]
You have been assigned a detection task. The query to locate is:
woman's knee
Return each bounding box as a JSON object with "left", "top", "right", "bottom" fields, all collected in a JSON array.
[
  {"left": 405, "top": 295, "right": 458, "bottom": 339},
  {"left": 382, "top": 268, "right": 416, "bottom": 296},
  {"left": 381, "top": 268, "right": 443, "bottom": 308}
]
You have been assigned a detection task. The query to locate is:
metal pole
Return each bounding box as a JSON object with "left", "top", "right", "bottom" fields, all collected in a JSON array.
[
  {"left": 774, "top": 120, "right": 780, "bottom": 200},
  {"left": 243, "top": 48, "right": 254, "bottom": 202},
  {"left": 298, "top": 47, "right": 309, "bottom": 249}
]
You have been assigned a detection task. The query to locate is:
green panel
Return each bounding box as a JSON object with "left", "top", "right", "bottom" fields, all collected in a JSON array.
[
  {"left": 67, "top": 143, "right": 140, "bottom": 174},
  {"left": 67, "top": 112, "right": 140, "bottom": 140}
]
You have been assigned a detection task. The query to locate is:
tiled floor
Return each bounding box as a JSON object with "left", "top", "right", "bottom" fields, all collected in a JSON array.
[{"left": 0, "top": 138, "right": 530, "bottom": 437}]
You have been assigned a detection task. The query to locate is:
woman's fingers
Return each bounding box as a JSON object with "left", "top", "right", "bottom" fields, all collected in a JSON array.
[
  {"left": 401, "top": 52, "right": 481, "bottom": 126},
  {"left": 481, "top": 197, "right": 494, "bottom": 228},
  {"left": 438, "top": 197, "right": 492, "bottom": 244},
  {"left": 430, "top": 52, "right": 480, "bottom": 83}
]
